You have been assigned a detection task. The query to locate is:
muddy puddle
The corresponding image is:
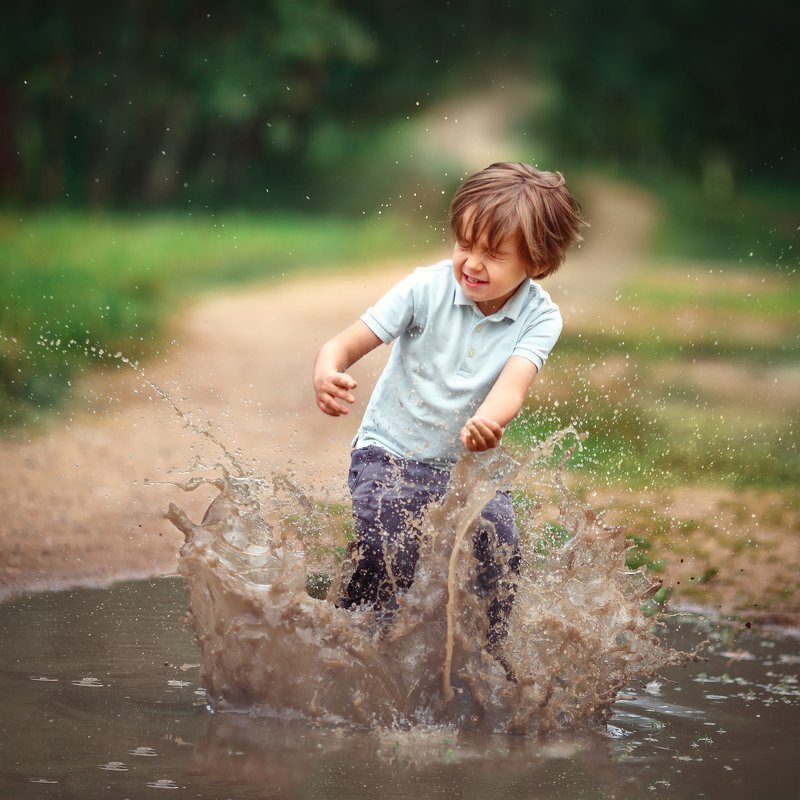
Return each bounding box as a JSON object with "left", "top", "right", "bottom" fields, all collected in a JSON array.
[
  {"left": 165, "top": 432, "right": 693, "bottom": 734},
  {"left": 1, "top": 577, "right": 798, "bottom": 799},
  {"left": 2, "top": 376, "right": 797, "bottom": 797}
]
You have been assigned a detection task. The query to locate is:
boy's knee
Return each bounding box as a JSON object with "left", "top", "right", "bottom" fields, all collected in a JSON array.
[
  {"left": 473, "top": 492, "right": 521, "bottom": 596},
  {"left": 478, "top": 492, "right": 518, "bottom": 547},
  {"left": 475, "top": 493, "right": 520, "bottom": 563}
]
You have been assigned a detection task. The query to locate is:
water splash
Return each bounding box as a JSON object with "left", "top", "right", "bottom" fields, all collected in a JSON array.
[{"left": 167, "top": 429, "right": 696, "bottom": 734}]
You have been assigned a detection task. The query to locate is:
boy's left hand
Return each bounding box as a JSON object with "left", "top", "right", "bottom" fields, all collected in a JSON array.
[{"left": 460, "top": 416, "right": 504, "bottom": 452}]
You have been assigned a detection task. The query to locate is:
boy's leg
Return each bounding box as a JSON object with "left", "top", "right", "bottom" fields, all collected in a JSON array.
[
  {"left": 342, "top": 446, "right": 447, "bottom": 613},
  {"left": 473, "top": 491, "right": 521, "bottom": 647},
  {"left": 340, "top": 447, "right": 394, "bottom": 610}
]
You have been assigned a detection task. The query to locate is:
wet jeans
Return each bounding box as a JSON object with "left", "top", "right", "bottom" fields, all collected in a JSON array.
[{"left": 340, "top": 445, "right": 520, "bottom": 644}]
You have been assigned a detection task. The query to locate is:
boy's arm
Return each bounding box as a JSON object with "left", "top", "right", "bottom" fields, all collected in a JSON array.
[
  {"left": 460, "top": 356, "right": 540, "bottom": 451},
  {"left": 313, "top": 320, "right": 383, "bottom": 416}
]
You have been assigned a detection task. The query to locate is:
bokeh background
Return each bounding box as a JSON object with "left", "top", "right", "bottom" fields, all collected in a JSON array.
[
  {"left": 4, "top": 1, "right": 798, "bottom": 208},
  {"left": 1, "top": 0, "right": 798, "bottom": 618}
]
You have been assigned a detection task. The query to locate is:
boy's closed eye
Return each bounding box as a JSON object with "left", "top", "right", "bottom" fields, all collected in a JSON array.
[{"left": 456, "top": 236, "right": 507, "bottom": 261}]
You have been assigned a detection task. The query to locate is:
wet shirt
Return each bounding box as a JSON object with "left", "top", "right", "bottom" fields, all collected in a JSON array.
[{"left": 355, "top": 260, "right": 563, "bottom": 465}]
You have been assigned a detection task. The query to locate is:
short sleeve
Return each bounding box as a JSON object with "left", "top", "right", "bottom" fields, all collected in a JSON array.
[
  {"left": 360, "top": 271, "right": 420, "bottom": 343},
  {"left": 512, "top": 304, "right": 563, "bottom": 370}
]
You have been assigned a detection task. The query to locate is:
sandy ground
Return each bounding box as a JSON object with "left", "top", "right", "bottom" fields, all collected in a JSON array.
[
  {"left": 0, "top": 177, "right": 641, "bottom": 595},
  {"left": 2, "top": 176, "right": 798, "bottom": 628}
]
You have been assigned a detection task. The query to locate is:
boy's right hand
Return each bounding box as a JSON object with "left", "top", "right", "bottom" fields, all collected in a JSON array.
[
  {"left": 460, "top": 415, "right": 504, "bottom": 451},
  {"left": 314, "top": 372, "right": 358, "bottom": 416}
]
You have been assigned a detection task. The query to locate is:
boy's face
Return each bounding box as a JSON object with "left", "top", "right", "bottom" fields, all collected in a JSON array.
[{"left": 452, "top": 221, "right": 530, "bottom": 316}]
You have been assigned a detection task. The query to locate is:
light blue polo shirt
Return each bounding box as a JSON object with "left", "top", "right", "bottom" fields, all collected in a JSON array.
[{"left": 355, "top": 260, "right": 562, "bottom": 465}]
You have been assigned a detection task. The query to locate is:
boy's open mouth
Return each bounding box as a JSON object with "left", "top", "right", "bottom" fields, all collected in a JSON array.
[{"left": 463, "top": 274, "right": 488, "bottom": 287}]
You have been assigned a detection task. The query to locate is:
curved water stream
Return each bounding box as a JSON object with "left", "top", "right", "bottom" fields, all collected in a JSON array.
[{"left": 1, "top": 577, "right": 797, "bottom": 799}]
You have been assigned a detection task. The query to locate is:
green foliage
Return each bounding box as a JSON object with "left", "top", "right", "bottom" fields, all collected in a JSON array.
[
  {"left": 0, "top": 211, "right": 408, "bottom": 428},
  {"left": 625, "top": 536, "right": 666, "bottom": 574},
  {"left": 6, "top": 2, "right": 793, "bottom": 211},
  {"left": 636, "top": 173, "right": 800, "bottom": 271},
  {"left": 3, "top": 0, "right": 380, "bottom": 207},
  {"left": 531, "top": 521, "right": 571, "bottom": 557},
  {"left": 543, "top": 0, "right": 799, "bottom": 186},
  {"left": 1, "top": 0, "right": 546, "bottom": 210},
  {"left": 696, "top": 567, "right": 719, "bottom": 585}
]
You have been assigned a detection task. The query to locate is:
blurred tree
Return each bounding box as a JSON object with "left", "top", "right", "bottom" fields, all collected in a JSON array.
[
  {"left": 1, "top": 0, "right": 379, "bottom": 206},
  {"left": 1, "top": 0, "right": 795, "bottom": 208},
  {"left": 1, "top": 0, "right": 550, "bottom": 209},
  {"left": 543, "top": 0, "right": 799, "bottom": 187}
]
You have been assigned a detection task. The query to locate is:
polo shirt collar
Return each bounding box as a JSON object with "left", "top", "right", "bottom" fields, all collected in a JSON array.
[{"left": 453, "top": 275, "right": 532, "bottom": 321}]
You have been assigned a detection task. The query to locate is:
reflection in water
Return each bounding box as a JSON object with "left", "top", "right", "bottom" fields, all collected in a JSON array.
[{"left": 0, "top": 578, "right": 798, "bottom": 798}]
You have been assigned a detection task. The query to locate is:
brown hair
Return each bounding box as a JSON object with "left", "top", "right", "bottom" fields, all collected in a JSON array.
[{"left": 449, "top": 162, "right": 585, "bottom": 278}]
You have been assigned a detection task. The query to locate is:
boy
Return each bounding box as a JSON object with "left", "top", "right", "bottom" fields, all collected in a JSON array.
[{"left": 313, "top": 162, "right": 583, "bottom": 645}]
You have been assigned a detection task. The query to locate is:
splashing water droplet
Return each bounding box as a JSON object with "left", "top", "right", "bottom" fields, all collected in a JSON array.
[{"left": 169, "top": 429, "right": 696, "bottom": 733}]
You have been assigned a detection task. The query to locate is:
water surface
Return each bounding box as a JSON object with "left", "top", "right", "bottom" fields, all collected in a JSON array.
[{"left": 1, "top": 578, "right": 797, "bottom": 799}]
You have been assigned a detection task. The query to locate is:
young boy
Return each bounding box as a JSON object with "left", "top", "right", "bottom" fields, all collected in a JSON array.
[{"left": 313, "top": 162, "right": 583, "bottom": 645}]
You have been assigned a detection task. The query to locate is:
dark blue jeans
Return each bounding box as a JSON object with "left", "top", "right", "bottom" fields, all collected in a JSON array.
[{"left": 341, "top": 445, "right": 520, "bottom": 644}]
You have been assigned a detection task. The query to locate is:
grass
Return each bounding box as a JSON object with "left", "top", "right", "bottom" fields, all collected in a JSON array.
[
  {"left": 502, "top": 169, "right": 800, "bottom": 492},
  {"left": 641, "top": 174, "right": 800, "bottom": 273},
  {"left": 0, "top": 211, "right": 416, "bottom": 429},
  {"left": 3, "top": 172, "right": 799, "bottom": 498},
  {"left": 505, "top": 344, "right": 798, "bottom": 491},
  {"left": 569, "top": 164, "right": 800, "bottom": 273}
]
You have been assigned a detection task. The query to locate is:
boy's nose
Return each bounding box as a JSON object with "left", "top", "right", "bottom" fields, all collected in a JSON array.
[{"left": 465, "top": 251, "right": 484, "bottom": 270}]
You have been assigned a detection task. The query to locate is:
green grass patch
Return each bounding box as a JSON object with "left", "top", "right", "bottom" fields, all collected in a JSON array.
[
  {"left": 645, "top": 175, "right": 799, "bottom": 272},
  {"left": 0, "top": 211, "right": 414, "bottom": 429},
  {"left": 622, "top": 279, "right": 798, "bottom": 318},
  {"left": 505, "top": 385, "right": 666, "bottom": 487},
  {"left": 556, "top": 327, "right": 799, "bottom": 366},
  {"left": 505, "top": 360, "right": 799, "bottom": 490},
  {"left": 625, "top": 536, "right": 666, "bottom": 573},
  {"left": 531, "top": 521, "right": 572, "bottom": 557},
  {"left": 578, "top": 165, "right": 800, "bottom": 271}
]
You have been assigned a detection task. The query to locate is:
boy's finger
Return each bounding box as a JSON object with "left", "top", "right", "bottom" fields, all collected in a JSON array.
[
  {"left": 467, "top": 424, "right": 488, "bottom": 448},
  {"left": 476, "top": 419, "right": 502, "bottom": 441},
  {"left": 318, "top": 398, "right": 342, "bottom": 416},
  {"left": 473, "top": 424, "right": 502, "bottom": 450},
  {"left": 470, "top": 420, "right": 491, "bottom": 438},
  {"left": 334, "top": 388, "right": 355, "bottom": 404},
  {"left": 476, "top": 417, "right": 501, "bottom": 435},
  {"left": 318, "top": 391, "right": 351, "bottom": 415},
  {"left": 333, "top": 374, "right": 357, "bottom": 390}
]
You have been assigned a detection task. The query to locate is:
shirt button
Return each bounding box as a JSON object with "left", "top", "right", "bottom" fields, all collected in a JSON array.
[
  {"left": 468, "top": 348, "right": 476, "bottom": 357},
  {"left": 475, "top": 324, "right": 483, "bottom": 332}
]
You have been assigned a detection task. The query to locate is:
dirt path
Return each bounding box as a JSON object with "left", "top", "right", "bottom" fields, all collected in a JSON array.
[
  {"left": 2, "top": 78, "right": 797, "bottom": 624},
  {"left": 0, "top": 263, "right": 397, "bottom": 599},
  {"left": 0, "top": 177, "right": 652, "bottom": 601}
]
